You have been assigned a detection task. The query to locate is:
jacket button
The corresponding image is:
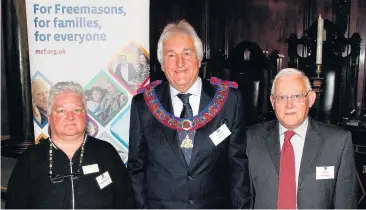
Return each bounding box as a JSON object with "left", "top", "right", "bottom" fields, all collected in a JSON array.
[
  {"left": 188, "top": 200, "right": 194, "bottom": 204},
  {"left": 187, "top": 175, "right": 193, "bottom": 180}
]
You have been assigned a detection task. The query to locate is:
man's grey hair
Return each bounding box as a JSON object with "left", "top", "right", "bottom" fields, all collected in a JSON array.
[
  {"left": 31, "top": 78, "right": 49, "bottom": 96},
  {"left": 157, "top": 20, "right": 203, "bottom": 66},
  {"left": 48, "top": 81, "right": 86, "bottom": 116},
  {"left": 271, "top": 68, "right": 312, "bottom": 95}
]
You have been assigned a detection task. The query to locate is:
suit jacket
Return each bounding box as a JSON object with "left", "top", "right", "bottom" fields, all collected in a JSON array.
[
  {"left": 35, "top": 106, "right": 47, "bottom": 125},
  {"left": 128, "top": 79, "right": 251, "bottom": 209},
  {"left": 246, "top": 118, "right": 358, "bottom": 209},
  {"left": 115, "top": 63, "right": 136, "bottom": 83}
]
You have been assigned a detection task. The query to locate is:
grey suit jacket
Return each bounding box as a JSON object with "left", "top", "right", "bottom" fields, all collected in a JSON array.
[{"left": 246, "top": 117, "right": 358, "bottom": 209}]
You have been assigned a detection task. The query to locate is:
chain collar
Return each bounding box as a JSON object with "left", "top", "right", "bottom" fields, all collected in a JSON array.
[{"left": 142, "top": 78, "right": 237, "bottom": 131}]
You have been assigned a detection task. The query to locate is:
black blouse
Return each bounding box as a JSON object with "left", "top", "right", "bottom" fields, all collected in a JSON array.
[{"left": 5, "top": 136, "right": 134, "bottom": 209}]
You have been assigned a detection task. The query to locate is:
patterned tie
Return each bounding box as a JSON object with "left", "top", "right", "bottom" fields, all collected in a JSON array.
[
  {"left": 177, "top": 93, "right": 195, "bottom": 165},
  {"left": 177, "top": 93, "right": 193, "bottom": 118},
  {"left": 277, "top": 130, "right": 296, "bottom": 209}
]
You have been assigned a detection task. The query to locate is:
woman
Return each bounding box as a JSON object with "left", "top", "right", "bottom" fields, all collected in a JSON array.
[
  {"left": 5, "top": 81, "right": 134, "bottom": 209},
  {"left": 133, "top": 53, "right": 150, "bottom": 85},
  {"left": 86, "top": 86, "right": 105, "bottom": 116},
  {"left": 98, "top": 82, "right": 127, "bottom": 122}
]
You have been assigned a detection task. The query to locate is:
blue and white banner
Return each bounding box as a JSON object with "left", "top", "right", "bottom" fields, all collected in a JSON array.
[{"left": 25, "top": 0, "right": 150, "bottom": 163}]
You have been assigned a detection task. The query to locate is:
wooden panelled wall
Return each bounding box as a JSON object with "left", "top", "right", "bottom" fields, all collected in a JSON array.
[
  {"left": 150, "top": 0, "right": 366, "bottom": 115},
  {"left": 1, "top": 15, "right": 10, "bottom": 137}
]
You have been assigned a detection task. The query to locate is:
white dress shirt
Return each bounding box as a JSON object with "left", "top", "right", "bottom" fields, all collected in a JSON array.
[
  {"left": 170, "top": 77, "right": 202, "bottom": 117},
  {"left": 279, "top": 117, "right": 309, "bottom": 199}
]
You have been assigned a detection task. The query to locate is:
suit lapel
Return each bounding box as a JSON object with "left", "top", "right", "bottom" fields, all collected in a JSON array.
[
  {"left": 263, "top": 121, "right": 281, "bottom": 174},
  {"left": 156, "top": 83, "right": 188, "bottom": 169},
  {"left": 190, "top": 80, "right": 216, "bottom": 166},
  {"left": 298, "top": 118, "right": 323, "bottom": 187}
]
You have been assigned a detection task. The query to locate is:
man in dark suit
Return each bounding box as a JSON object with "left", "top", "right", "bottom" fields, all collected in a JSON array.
[
  {"left": 128, "top": 20, "right": 250, "bottom": 208},
  {"left": 247, "top": 68, "right": 358, "bottom": 209},
  {"left": 115, "top": 54, "right": 137, "bottom": 86}
]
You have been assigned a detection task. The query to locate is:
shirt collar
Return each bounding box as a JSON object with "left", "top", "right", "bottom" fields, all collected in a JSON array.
[
  {"left": 170, "top": 77, "right": 202, "bottom": 98},
  {"left": 279, "top": 117, "right": 309, "bottom": 140}
]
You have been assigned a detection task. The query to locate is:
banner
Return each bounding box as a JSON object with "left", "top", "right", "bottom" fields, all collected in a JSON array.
[{"left": 25, "top": 0, "right": 150, "bottom": 163}]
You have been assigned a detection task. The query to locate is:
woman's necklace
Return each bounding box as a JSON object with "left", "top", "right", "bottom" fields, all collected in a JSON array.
[{"left": 48, "top": 135, "right": 87, "bottom": 177}]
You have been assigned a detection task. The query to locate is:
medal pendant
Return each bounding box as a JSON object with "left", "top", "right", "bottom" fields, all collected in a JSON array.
[{"left": 180, "top": 135, "right": 193, "bottom": 148}]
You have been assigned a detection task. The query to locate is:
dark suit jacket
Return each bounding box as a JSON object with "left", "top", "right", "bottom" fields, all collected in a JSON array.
[
  {"left": 128, "top": 79, "right": 251, "bottom": 209},
  {"left": 35, "top": 106, "right": 47, "bottom": 125},
  {"left": 246, "top": 118, "right": 358, "bottom": 209},
  {"left": 115, "top": 63, "right": 136, "bottom": 83}
]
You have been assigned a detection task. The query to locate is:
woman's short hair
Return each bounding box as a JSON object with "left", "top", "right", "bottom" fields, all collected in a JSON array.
[
  {"left": 89, "top": 86, "right": 105, "bottom": 97},
  {"left": 48, "top": 81, "right": 86, "bottom": 116},
  {"left": 271, "top": 68, "right": 312, "bottom": 95},
  {"left": 157, "top": 20, "right": 203, "bottom": 65}
]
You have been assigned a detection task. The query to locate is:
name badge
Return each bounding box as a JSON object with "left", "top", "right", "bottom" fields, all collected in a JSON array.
[
  {"left": 96, "top": 171, "right": 113, "bottom": 189},
  {"left": 316, "top": 166, "right": 334, "bottom": 180},
  {"left": 82, "top": 164, "right": 99, "bottom": 175},
  {"left": 209, "top": 124, "right": 231, "bottom": 146}
]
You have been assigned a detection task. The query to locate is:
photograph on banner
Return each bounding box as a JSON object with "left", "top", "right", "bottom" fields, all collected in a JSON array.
[
  {"left": 84, "top": 71, "right": 129, "bottom": 126},
  {"left": 86, "top": 116, "right": 99, "bottom": 137},
  {"left": 31, "top": 72, "right": 52, "bottom": 128},
  {"left": 98, "top": 131, "right": 129, "bottom": 164},
  {"left": 108, "top": 41, "right": 150, "bottom": 94}
]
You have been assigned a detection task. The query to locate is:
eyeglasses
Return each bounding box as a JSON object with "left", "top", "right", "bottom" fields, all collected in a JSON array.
[
  {"left": 48, "top": 173, "right": 83, "bottom": 184},
  {"left": 272, "top": 90, "right": 312, "bottom": 103}
]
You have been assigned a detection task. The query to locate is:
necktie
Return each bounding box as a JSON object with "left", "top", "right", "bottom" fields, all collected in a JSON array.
[
  {"left": 277, "top": 130, "right": 296, "bottom": 209},
  {"left": 177, "top": 93, "right": 193, "bottom": 118},
  {"left": 177, "top": 93, "right": 195, "bottom": 165}
]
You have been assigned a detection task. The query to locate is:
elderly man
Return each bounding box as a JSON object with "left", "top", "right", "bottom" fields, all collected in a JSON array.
[
  {"left": 6, "top": 81, "right": 133, "bottom": 209},
  {"left": 31, "top": 79, "right": 49, "bottom": 125},
  {"left": 127, "top": 20, "right": 250, "bottom": 209},
  {"left": 246, "top": 68, "right": 358, "bottom": 209}
]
